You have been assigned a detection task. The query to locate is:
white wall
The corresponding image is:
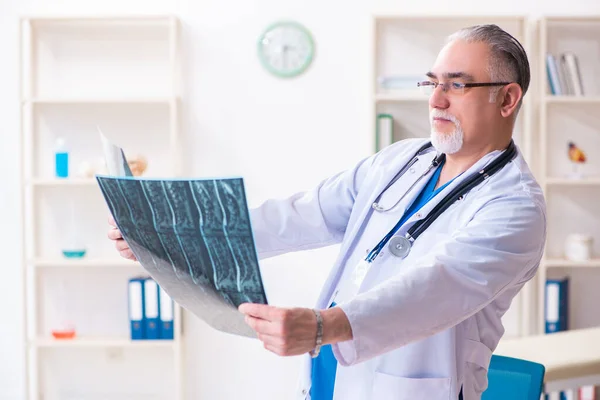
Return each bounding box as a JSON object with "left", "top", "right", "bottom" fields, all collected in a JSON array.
[{"left": 3, "top": 0, "right": 600, "bottom": 399}]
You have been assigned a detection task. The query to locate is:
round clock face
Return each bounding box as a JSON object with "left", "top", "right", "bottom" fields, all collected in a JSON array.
[{"left": 257, "top": 21, "right": 315, "bottom": 78}]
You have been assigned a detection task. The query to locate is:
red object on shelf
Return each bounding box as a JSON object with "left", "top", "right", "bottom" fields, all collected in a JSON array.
[{"left": 51, "top": 329, "right": 76, "bottom": 339}]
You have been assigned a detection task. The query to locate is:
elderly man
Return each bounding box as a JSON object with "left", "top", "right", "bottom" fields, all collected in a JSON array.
[{"left": 109, "top": 24, "right": 545, "bottom": 400}]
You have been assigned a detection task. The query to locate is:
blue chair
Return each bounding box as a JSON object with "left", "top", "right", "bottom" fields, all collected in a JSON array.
[{"left": 481, "top": 355, "right": 546, "bottom": 400}]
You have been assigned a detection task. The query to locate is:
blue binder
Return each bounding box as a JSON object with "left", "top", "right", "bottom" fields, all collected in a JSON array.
[
  {"left": 545, "top": 277, "right": 570, "bottom": 400},
  {"left": 545, "top": 277, "right": 569, "bottom": 334},
  {"left": 159, "top": 286, "right": 174, "bottom": 340},
  {"left": 128, "top": 277, "right": 146, "bottom": 340},
  {"left": 144, "top": 277, "right": 161, "bottom": 339}
]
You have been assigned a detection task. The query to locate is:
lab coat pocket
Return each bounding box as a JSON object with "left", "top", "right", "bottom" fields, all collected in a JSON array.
[{"left": 371, "top": 371, "right": 451, "bottom": 400}]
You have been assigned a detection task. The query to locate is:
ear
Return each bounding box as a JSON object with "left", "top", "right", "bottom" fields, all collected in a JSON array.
[{"left": 499, "top": 83, "right": 523, "bottom": 118}]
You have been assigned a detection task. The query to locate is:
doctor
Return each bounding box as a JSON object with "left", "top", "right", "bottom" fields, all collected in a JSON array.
[{"left": 108, "top": 24, "right": 546, "bottom": 400}]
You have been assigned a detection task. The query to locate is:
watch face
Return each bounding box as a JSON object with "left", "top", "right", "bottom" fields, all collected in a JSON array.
[{"left": 258, "top": 21, "right": 315, "bottom": 78}]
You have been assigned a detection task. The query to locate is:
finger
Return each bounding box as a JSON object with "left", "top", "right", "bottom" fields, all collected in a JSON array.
[
  {"left": 108, "top": 214, "right": 117, "bottom": 228},
  {"left": 263, "top": 342, "right": 297, "bottom": 357},
  {"left": 115, "top": 239, "right": 130, "bottom": 252},
  {"left": 119, "top": 249, "right": 136, "bottom": 261},
  {"left": 107, "top": 228, "right": 122, "bottom": 240},
  {"left": 239, "top": 303, "right": 284, "bottom": 321},
  {"left": 245, "top": 316, "right": 283, "bottom": 336},
  {"left": 257, "top": 332, "right": 286, "bottom": 347}
]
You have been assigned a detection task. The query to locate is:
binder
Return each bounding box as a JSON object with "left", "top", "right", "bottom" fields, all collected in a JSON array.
[
  {"left": 159, "top": 286, "right": 175, "bottom": 340},
  {"left": 545, "top": 277, "right": 570, "bottom": 400},
  {"left": 545, "top": 277, "right": 568, "bottom": 334},
  {"left": 128, "top": 277, "right": 146, "bottom": 340},
  {"left": 144, "top": 277, "right": 161, "bottom": 340},
  {"left": 376, "top": 114, "right": 393, "bottom": 152}
]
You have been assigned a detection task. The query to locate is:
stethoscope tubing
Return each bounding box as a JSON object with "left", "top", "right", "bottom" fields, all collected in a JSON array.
[{"left": 367, "top": 140, "right": 517, "bottom": 260}]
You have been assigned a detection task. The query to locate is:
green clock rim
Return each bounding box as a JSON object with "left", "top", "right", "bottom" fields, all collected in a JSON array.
[{"left": 257, "top": 20, "right": 315, "bottom": 78}]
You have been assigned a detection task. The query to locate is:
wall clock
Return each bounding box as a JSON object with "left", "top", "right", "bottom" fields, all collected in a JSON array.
[{"left": 257, "top": 21, "right": 315, "bottom": 78}]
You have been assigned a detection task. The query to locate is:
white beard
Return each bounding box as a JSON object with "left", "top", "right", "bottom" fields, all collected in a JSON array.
[{"left": 430, "top": 110, "right": 464, "bottom": 154}]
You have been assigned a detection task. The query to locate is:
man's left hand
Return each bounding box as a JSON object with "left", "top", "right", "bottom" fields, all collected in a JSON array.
[{"left": 238, "top": 303, "right": 318, "bottom": 356}]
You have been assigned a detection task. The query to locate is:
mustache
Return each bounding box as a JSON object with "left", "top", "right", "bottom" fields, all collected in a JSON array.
[{"left": 430, "top": 110, "right": 459, "bottom": 125}]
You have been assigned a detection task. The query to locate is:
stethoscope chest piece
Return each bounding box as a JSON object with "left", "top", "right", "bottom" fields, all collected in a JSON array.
[{"left": 388, "top": 235, "right": 411, "bottom": 258}]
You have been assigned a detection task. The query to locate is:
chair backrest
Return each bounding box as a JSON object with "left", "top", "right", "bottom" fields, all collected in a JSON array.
[{"left": 481, "top": 354, "right": 545, "bottom": 400}]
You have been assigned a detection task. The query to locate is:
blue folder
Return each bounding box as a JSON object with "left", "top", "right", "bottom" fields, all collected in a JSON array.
[
  {"left": 159, "top": 286, "right": 174, "bottom": 340},
  {"left": 128, "top": 277, "right": 146, "bottom": 340},
  {"left": 545, "top": 277, "right": 569, "bottom": 400},
  {"left": 144, "top": 277, "right": 161, "bottom": 339}
]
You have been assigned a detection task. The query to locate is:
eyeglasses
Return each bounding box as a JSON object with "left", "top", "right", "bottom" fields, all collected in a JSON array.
[{"left": 417, "top": 81, "right": 511, "bottom": 96}]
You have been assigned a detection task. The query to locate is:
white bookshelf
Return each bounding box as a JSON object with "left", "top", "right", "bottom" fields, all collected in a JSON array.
[
  {"left": 370, "top": 14, "right": 534, "bottom": 338},
  {"left": 19, "top": 15, "right": 184, "bottom": 400},
  {"left": 537, "top": 17, "right": 600, "bottom": 347}
]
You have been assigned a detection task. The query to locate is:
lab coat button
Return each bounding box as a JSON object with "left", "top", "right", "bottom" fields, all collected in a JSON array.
[
  {"left": 301, "top": 389, "right": 307, "bottom": 395},
  {"left": 409, "top": 167, "right": 416, "bottom": 173},
  {"left": 416, "top": 212, "right": 422, "bottom": 218}
]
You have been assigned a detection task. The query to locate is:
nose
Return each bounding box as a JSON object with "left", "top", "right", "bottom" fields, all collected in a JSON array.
[{"left": 429, "top": 84, "right": 450, "bottom": 110}]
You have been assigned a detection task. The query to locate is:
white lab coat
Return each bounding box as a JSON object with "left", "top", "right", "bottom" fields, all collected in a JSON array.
[{"left": 249, "top": 138, "right": 546, "bottom": 400}]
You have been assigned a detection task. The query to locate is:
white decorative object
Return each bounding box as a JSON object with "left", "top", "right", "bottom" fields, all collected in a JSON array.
[
  {"left": 76, "top": 161, "right": 95, "bottom": 178},
  {"left": 565, "top": 234, "right": 593, "bottom": 262}
]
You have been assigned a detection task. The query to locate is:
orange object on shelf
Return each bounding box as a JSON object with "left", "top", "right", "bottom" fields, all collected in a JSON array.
[{"left": 51, "top": 329, "right": 76, "bottom": 339}]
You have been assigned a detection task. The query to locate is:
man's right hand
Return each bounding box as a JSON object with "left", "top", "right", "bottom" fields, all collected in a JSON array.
[{"left": 107, "top": 215, "right": 137, "bottom": 262}]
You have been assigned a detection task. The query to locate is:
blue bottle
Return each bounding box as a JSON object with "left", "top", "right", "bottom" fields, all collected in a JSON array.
[{"left": 55, "top": 138, "right": 69, "bottom": 178}]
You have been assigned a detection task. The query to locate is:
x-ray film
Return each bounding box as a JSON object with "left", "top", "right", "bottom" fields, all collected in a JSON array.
[
  {"left": 98, "top": 126, "right": 134, "bottom": 177},
  {"left": 97, "top": 135, "right": 267, "bottom": 338}
]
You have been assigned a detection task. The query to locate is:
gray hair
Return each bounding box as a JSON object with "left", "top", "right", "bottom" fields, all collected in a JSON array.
[{"left": 446, "top": 24, "right": 530, "bottom": 107}]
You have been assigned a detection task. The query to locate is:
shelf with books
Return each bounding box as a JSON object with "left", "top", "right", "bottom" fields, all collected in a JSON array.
[
  {"left": 543, "top": 18, "right": 600, "bottom": 98},
  {"left": 539, "top": 19, "right": 600, "bottom": 398}
]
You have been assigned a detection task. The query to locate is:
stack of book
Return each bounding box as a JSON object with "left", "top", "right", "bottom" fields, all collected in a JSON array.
[{"left": 546, "top": 52, "right": 585, "bottom": 96}]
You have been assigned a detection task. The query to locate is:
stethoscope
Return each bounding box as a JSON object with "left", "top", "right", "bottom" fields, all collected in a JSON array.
[{"left": 367, "top": 140, "right": 518, "bottom": 260}]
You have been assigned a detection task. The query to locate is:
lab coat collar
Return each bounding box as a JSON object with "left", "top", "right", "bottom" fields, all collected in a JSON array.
[{"left": 394, "top": 145, "right": 512, "bottom": 235}]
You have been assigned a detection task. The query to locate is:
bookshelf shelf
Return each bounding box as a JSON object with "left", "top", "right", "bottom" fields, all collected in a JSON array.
[
  {"left": 545, "top": 178, "right": 600, "bottom": 186},
  {"left": 545, "top": 259, "right": 600, "bottom": 268},
  {"left": 544, "top": 96, "right": 600, "bottom": 104},
  {"left": 28, "top": 178, "right": 98, "bottom": 187},
  {"left": 31, "top": 258, "right": 141, "bottom": 268},
  {"left": 374, "top": 93, "right": 429, "bottom": 103},
  {"left": 26, "top": 15, "right": 176, "bottom": 26},
  {"left": 32, "top": 337, "right": 175, "bottom": 349},
  {"left": 23, "top": 97, "right": 177, "bottom": 105}
]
